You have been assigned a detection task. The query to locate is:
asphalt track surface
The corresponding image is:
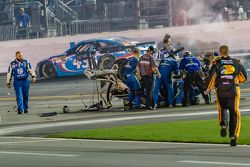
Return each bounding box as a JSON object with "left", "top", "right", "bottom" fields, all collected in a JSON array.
[
  {"left": 0, "top": 137, "right": 250, "bottom": 167},
  {"left": 1, "top": 76, "right": 250, "bottom": 166}
]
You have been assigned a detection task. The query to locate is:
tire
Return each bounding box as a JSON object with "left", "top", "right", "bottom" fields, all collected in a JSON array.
[
  {"left": 41, "top": 61, "right": 57, "bottom": 79},
  {"left": 116, "top": 59, "right": 129, "bottom": 81},
  {"left": 97, "top": 55, "right": 115, "bottom": 70}
]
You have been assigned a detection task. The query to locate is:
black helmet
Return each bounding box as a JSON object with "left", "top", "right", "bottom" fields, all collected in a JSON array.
[{"left": 147, "top": 46, "right": 156, "bottom": 53}]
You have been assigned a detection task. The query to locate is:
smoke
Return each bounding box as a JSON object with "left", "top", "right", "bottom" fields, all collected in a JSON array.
[
  {"left": 186, "top": 0, "right": 225, "bottom": 24},
  {"left": 172, "top": 0, "right": 228, "bottom": 55}
]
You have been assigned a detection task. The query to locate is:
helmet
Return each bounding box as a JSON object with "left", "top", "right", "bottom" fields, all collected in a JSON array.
[
  {"left": 163, "top": 33, "right": 171, "bottom": 44},
  {"left": 184, "top": 51, "right": 191, "bottom": 55},
  {"left": 147, "top": 46, "right": 156, "bottom": 53}
]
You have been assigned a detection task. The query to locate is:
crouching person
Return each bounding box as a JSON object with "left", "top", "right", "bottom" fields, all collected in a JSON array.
[{"left": 123, "top": 49, "right": 142, "bottom": 110}]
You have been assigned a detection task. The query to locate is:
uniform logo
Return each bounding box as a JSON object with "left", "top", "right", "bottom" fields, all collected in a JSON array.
[
  {"left": 17, "top": 68, "right": 24, "bottom": 75},
  {"left": 220, "top": 65, "right": 235, "bottom": 75}
]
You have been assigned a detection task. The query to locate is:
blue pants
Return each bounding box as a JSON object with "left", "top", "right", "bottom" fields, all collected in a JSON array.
[
  {"left": 173, "top": 79, "right": 184, "bottom": 105},
  {"left": 153, "top": 76, "right": 174, "bottom": 106},
  {"left": 13, "top": 79, "right": 30, "bottom": 112},
  {"left": 124, "top": 75, "right": 141, "bottom": 108}
]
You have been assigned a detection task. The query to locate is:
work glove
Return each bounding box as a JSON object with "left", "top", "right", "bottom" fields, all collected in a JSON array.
[{"left": 32, "top": 76, "right": 36, "bottom": 83}]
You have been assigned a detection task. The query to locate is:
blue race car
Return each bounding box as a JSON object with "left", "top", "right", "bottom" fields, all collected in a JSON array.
[{"left": 36, "top": 36, "right": 155, "bottom": 78}]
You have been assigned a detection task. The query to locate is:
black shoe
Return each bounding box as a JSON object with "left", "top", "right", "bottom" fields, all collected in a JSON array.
[
  {"left": 230, "top": 137, "right": 237, "bottom": 146},
  {"left": 220, "top": 126, "right": 227, "bottom": 137},
  {"left": 24, "top": 110, "right": 28, "bottom": 114},
  {"left": 147, "top": 106, "right": 154, "bottom": 110},
  {"left": 205, "top": 100, "right": 210, "bottom": 104},
  {"left": 17, "top": 111, "right": 23, "bottom": 114}
]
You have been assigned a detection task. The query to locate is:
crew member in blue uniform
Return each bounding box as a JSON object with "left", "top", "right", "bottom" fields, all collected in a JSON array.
[
  {"left": 7, "top": 51, "right": 36, "bottom": 114},
  {"left": 179, "top": 51, "right": 209, "bottom": 106},
  {"left": 153, "top": 37, "right": 179, "bottom": 108},
  {"left": 123, "top": 49, "right": 141, "bottom": 109}
]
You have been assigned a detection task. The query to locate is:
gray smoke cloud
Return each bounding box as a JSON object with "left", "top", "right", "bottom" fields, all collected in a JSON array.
[
  {"left": 171, "top": 0, "right": 227, "bottom": 55},
  {"left": 186, "top": 0, "right": 224, "bottom": 24}
]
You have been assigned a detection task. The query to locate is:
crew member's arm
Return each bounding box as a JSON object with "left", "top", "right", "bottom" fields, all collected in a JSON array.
[
  {"left": 237, "top": 60, "right": 247, "bottom": 83},
  {"left": 204, "top": 61, "right": 218, "bottom": 95},
  {"left": 179, "top": 59, "right": 185, "bottom": 78},
  {"left": 152, "top": 67, "right": 161, "bottom": 78},
  {"left": 151, "top": 57, "right": 161, "bottom": 78},
  {"left": 6, "top": 64, "right": 13, "bottom": 88},
  {"left": 136, "top": 65, "right": 141, "bottom": 80},
  {"left": 27, "top": 61, "right": 36, "bottom": 82}
]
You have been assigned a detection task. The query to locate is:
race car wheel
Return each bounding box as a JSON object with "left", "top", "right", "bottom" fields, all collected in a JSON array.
[
  {"left": 116, "top": 59, "right": 129, "bottom": 81},
  {"left": 41, "top": 61, "right": 57, "bottom": 79},
  {"left": 97, "top": 55, "right": 115, "bottom": 70}
]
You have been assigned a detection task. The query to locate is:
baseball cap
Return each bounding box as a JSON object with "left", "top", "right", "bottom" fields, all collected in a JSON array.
[{"left": 147, "top": 46, "right": 156, "bottom": 53}]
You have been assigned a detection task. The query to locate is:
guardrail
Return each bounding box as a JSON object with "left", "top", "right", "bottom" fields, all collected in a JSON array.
[
  {"left": 0, "top": 25, "right": 16, "bottom": 41},
  {"left": 0, "top": 25, "right": 46, "bottom": 41}
]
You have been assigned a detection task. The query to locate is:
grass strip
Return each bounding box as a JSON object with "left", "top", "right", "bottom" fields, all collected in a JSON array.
[{"left": 48, "top": 116, "right": 250, "bottom": 145}]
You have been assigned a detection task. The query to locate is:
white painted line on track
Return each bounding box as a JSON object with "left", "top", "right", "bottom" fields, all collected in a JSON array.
[
  {"left": 179, "top": 160, "right": 250, "bottom": 166},
  {"left": 0, "top": 109, "right": 250, "bottom": 135},
  {"left": 0, "top": 151, "right": 78, "bottom": 157},
  {"left": 0, "top": 136, "right": 250, "bottom": 147},
  {"left": 0, "top": 139, "right": 64, "bottom": 145}
]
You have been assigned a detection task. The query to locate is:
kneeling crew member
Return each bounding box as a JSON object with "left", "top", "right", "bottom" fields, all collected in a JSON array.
[
  {"left": 123, "top": 49, "right": 141, "bottom": 109},
  {"left": 205, "top": 45, "right": 247, "bottom": 146}
]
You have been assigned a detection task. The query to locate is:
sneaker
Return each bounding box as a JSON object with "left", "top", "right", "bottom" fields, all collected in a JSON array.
[
  {"left": 220, "top": 125, "right": 227, "bottom": 137},
  {"left": 24, "top": 110, "right": 28, "bottom": 114},
  {"left": 230, "top": 137, "right": 237, "bottom": 146}
]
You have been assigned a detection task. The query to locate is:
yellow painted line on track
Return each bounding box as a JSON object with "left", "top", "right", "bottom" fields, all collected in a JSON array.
[{"left": 0, "top": 94, "right": 101, "bottom": 101}]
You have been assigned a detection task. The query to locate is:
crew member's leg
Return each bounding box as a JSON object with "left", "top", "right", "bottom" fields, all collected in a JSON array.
[
  {"left": 143, "top": 75, "right": 154, "bottom": 109},
  {"left": 153, "top": 77, "right": 162, "bottom": 108},
  {"left": 124, "top": 77, "right": 134, "bottom": 109},
  {"left": 227, "top": 92, "right": 241, "bottom": 146},
  {"left": 23, "top": 80, "right": 30, "bottom": 113},
  {"left": 193, "top": 72, "right": 210, "bottom": 104},
  {"left": 14, "top": 80, "right": 24, "bottom": 114},
  {"left": 216, "top": 94, "right": 228, "bottom": 137},
  {"left": 132, "top": 75, "right": 141, "bottom": 108},
  {"left": 183, "top": 74, "right": 192, "bottom": 106},
  {"left": 165, "top": 79, "right": 174, "bottom": 107}
]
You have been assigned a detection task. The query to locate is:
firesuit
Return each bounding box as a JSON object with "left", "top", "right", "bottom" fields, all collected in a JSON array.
[
  {"left": 179, "top": 52, "right": 210, "bottom": 106},
  {"left": 205, "top": 45, "right": 247, "bottom": 146},
  {"left": 7, "top": 59, "right": 36, "bottom": 114},
  {"left": 153, "top": 49, "right": 179, "bottom": 107},
  {"left": 173, "top": 78, "right": 184, "bottom": 105},
  {"left": 123, "top": 57, "right": 141, "bottom": 108}
]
